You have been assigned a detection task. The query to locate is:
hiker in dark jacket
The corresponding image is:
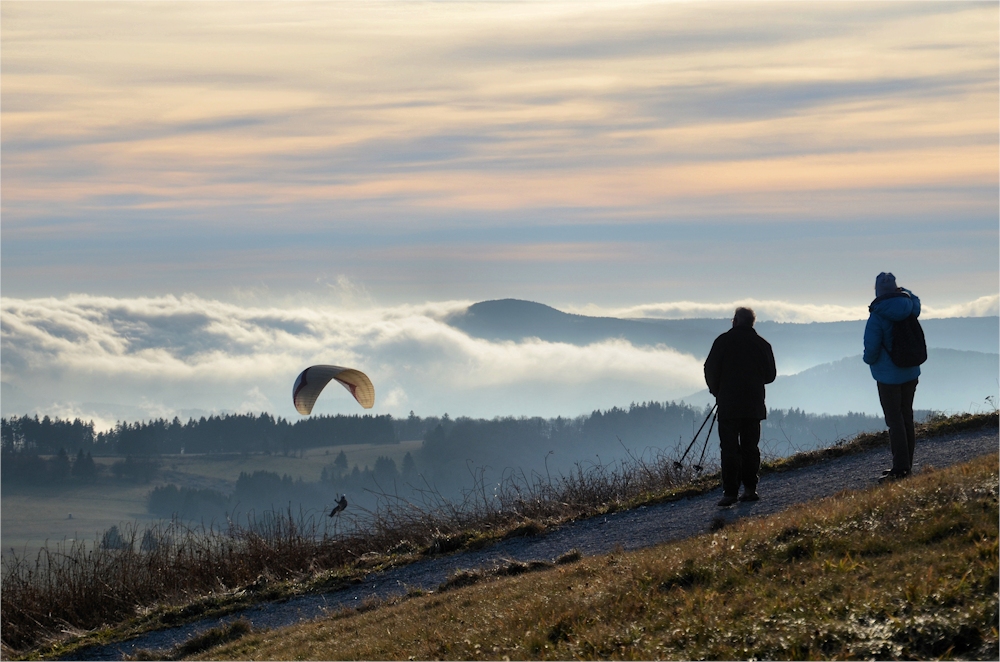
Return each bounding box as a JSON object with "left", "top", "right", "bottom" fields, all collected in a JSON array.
[
  {"left": 864, "top": 272, "right": 921, "bottom": 481},
  {"left": 704, "top": 307, "right": 777, "bottom": 507}
]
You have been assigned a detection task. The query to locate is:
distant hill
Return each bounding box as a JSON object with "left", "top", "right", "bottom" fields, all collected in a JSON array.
[
  {"left": 683, "top": 349, "right": 999, "bottom": 416},
  {"left": 448, "top": 299, "right": 1000, "bottom": 375},
  {"left": 447, "top": 299, "right": 730, "bottom": 357}
]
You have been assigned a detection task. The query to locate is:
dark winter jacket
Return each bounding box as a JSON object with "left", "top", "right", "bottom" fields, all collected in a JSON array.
[
  {"left": 863, "top": 288, "right": 922, "bottom": 385},
  {"left": 703, "top": 325, "right": 777, "bottom": 420}
]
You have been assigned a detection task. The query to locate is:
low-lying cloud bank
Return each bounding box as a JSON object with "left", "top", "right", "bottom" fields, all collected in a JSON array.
[
  {"left": 1, "top": 295, "right": 704, "bottom": 427},
  {"left": 2, "top": 293, "right": 995, "bottom": 429},
  {"left": 568, "top": 295, "right": 1000, "bottom": 323}
]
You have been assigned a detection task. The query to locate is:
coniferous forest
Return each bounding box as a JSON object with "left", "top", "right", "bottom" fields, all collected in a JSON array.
[
  {"left": 0, "top": 411, "right": 398, "bottom": 457},
  {"left": 1, "top": 404, "right": 898, "bottom": 500}
]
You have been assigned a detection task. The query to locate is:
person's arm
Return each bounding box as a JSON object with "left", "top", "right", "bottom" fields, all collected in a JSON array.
[
  {"left": 704, "top": 337, "right": 723, "bottom": 396},
  {"left": 863, "top": 314, "right": 882, "bottom": 365},
  {"left": 901, "top": 288, "right": 921, "bottom": 318},
  {"left": 762, "top": 340, "right": 777, "bottom": 385}
]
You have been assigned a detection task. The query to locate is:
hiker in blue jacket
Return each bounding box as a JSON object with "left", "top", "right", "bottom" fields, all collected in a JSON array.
[{"left": 864, "top": 272, "right": 921, "bottom": 481}]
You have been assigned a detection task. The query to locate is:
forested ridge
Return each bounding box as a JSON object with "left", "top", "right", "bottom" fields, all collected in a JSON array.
[
  {"left": 0, "top": 412, "right": 400, "bottom": 456},
  {"left": 1, "top": 404, "right": 895, "bottom": 500},
  {"left": 0, "top": 402, "right": 906, "bottom": 534},
  {"left": 2, "top": 404, "right": 890, "bottom": 460}
]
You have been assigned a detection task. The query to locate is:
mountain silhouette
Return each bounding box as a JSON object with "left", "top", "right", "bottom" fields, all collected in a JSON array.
[{"left": 448, "top": 299, "right": 730, "bottom": 356}]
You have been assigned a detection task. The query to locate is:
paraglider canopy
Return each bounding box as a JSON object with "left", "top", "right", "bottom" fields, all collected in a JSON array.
[{"left": 293, "top": 365, "right": 375, "bottom": 414}]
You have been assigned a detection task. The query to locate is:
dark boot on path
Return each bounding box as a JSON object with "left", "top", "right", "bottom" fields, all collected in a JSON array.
[
  {"left": 717, "top": 494, "right": 738, "bottom": 507},
  {"left": 878, "top": 471, "right": 907, "bottom": 484}
]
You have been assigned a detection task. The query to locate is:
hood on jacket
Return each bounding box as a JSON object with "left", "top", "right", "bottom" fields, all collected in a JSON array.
[{"left": 869, "top": 292, "right": 915, "bottom": 322}]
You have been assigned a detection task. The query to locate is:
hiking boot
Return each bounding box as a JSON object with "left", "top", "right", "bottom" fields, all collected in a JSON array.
[
  {"left": 717, "top": 494, "right": 738, "bottom": 507},
  {"left": 879, "top": 471, "right": 907, "bottom": 483},
  {"left": 738, "top": 492, "right": 759, "bottom": 502}
]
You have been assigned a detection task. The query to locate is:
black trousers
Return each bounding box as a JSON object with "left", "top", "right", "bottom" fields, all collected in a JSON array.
[
  {"left": 877, "top": 379, "right": 918, "bottom": 475},
  {"left": 718, "top": 417, "right": 761, "bottom": 497}
]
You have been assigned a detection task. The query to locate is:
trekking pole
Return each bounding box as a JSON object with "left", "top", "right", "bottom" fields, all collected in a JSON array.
[
  {"left": 692, "top": 409, "right": 718, "bottom": 473},
  {"left": 674, "top": 402, "right": 717, "bottom": 469}
]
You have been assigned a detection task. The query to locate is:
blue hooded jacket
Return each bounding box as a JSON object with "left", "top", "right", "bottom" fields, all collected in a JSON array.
[{"left": 863, "top": 288, "right": 921, "bottom": 384}]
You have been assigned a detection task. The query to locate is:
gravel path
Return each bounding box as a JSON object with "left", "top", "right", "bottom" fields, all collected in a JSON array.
[{"left": 70, "top": 426, "right": 998, "bottom": 660}]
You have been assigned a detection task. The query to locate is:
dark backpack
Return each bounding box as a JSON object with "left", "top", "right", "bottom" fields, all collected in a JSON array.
[{"left": 888, "top": 314, "right": 927, "bottom": 368}]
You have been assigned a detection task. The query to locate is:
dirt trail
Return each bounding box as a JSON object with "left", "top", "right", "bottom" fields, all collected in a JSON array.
[{"left": 69, "top": 426, "right": 998, "bottom": 660}]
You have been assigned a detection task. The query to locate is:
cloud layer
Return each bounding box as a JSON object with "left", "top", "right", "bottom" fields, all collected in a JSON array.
[
  {"left": 4, "top": 293, "right": 996, "bottom": 429},
  {"left": 570, "top": 294, "right": 1000, "bottom": 323},
  {"left": 1, "top": 294, "right": 704, "bottom": 427}
]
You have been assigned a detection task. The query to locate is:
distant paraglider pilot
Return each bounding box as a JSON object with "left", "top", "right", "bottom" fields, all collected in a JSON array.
[
  {"left": 704, "top": 307, "right": 777, "bottom": 507},
  {"left": 329, "top": 494, "right": 348, "bottom": 517}
]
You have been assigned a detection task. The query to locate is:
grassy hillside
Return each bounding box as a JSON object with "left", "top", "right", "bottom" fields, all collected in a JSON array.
[
  {"left": 4, "top": 413, "right": 995, "bottom": 660},
  {"left": 192, "top": 452, "right": 999, "bottom": 660}
]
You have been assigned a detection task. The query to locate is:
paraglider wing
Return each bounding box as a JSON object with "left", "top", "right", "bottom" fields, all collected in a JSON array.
[
  {"left": 331, "top": 369, "right": 375, "bottom": 409},
  {"left": 292, "top": 365, "right": 375, "bottom": 414}
]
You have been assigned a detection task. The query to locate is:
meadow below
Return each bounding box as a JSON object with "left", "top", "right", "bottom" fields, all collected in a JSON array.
[
  {"left": 193, "top": 451, "right": 999, "bottom": 661},
  {"left": 0, "top": 440, "right": 422, "bottom": 559}
]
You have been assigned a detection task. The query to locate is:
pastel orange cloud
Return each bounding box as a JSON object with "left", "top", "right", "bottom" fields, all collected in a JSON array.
[{"left": 2, "top": 1, "right": 996, "bottom": 221}]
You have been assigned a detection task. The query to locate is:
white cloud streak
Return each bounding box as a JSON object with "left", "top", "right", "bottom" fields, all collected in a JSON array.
[
  {"left": 567, "top": 295, "right": 1000, "bottom": 323},
  {"left": 921, "top": 295, "right": 1000, "bottom": 320}
]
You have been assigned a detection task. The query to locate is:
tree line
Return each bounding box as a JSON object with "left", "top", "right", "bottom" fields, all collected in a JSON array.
[
  {"left": 1, "top": 412, "right": 404, "bottom": 456},
  {"left": 0, "top": 448, "right": 160, "bottom": 488},
  {"left": 415, "top": 401, "right": 890, "bottom": 474},
  {"left": 412, "top": 402, "right": 891, "bottom": 493},
  {"left": 143, "top": 397, "right": 891, "bottom": 523},
  {"left": 2, "top": 403, "right": 891, "bottom": 498}
]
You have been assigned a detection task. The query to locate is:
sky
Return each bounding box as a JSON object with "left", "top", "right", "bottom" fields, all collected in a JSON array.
[{"left": 2, "top": 1, "right": 998, "bottom": 426}]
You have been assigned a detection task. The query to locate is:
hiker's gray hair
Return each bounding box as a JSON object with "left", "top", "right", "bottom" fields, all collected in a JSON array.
[{"left": 733, "top": 307, "right": 756, "bottom": 328}]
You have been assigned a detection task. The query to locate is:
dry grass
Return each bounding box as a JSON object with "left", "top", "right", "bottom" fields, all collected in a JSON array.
[
  {"left": 197, "top": 452, "right": 999, "bottom": 661},
  {"left": 0, "top": 513, "right": 352, "bottom": 655}
]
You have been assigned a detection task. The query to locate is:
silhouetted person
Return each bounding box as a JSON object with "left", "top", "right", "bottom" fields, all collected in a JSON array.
[
  {"left": 864, "top": 272, "right": 922, "bottom": 481},
  {"left": 329, "top": 494, "right": 348, "bottom": 517},
  {"left": 704, "top": 307, "right": 777, "bottom": 507}
]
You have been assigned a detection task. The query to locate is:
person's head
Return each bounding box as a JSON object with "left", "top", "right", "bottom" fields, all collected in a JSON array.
[
  {"left": 732, "top": 307, "right": 755, "bottom": 328},
  {"left": 875, "top": 272, "right": 898, "bottom": 297}
]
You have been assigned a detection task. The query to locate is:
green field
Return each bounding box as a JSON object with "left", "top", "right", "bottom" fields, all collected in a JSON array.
[
  {"left": 151, "top": 439, "right": 422, "bottom": 487},
  {"left": 1, "top": 440, "right": 421, "bottom": 559}
]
